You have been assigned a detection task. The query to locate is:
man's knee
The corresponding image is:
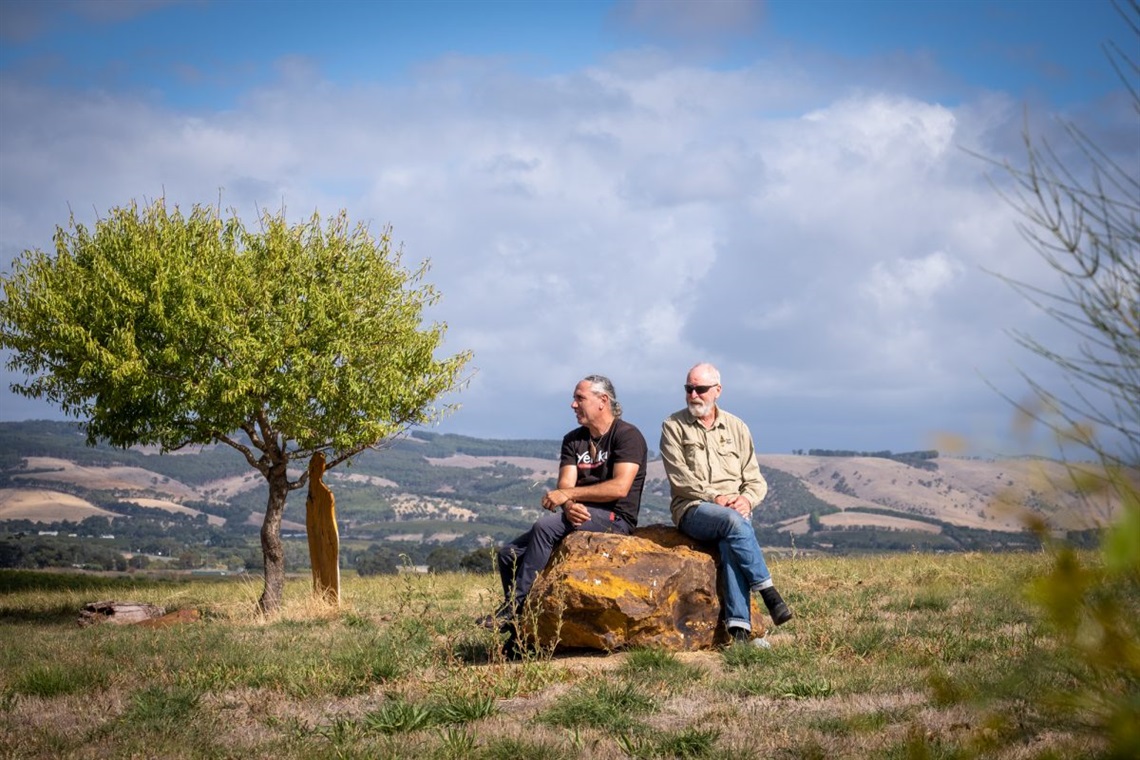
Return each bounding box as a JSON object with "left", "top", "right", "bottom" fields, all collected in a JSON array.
[
  {"left": 531, "top": 511, "right": 567, "bottom": 540},
  {"left": 497, "top": 544, "right": 520, "bottom": 568},
  {"left": 724, "top": 510, "right": 751, "bottom": 534}
]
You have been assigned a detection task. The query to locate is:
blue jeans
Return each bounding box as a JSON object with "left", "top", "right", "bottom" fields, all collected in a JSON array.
[
  {"left": 679, "top": 502, "right": 772, "bottom": 632},
  {"left": 498, "top": 506, "right": 631, "bottom": 610}
]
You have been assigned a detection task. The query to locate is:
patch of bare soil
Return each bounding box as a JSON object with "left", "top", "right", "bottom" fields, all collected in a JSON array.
[
  {"left": 197, "top": 472, "right": 264, "bottom": 501},
  {"left": 819, "top": 510, "right": 940, "bottom": 533},
  {"left": 123, "top": 497, "right": 226, "bottom": 526},
  {"left": 330, "top": 471, "right": 399, "bottom": 488},
  {"left": 16, "top": 456, "right": 200, "bottom": 500},
  {"left": 242, "top": 511, "right": 306, "bottom": 531},
  {"left": 0, "top": 488, "right": 118, "bottom": 522}
]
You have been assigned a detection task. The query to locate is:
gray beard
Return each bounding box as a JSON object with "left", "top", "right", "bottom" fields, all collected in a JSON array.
[{"left": 687, "top": 400, "right": 712, "bottom": 418}]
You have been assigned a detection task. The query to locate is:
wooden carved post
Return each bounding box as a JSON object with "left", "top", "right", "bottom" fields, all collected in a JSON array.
[{"left": 306, "top": 452, "right": 340, "bottom": 604}]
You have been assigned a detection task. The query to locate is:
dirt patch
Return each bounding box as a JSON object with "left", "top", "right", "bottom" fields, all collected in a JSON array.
[
  {"left": 197, "top": 473, "right": 264, "bottom": 501},
  {"left": 0, "top": 488, "right": 118, "bottom": 522},
  {"left": 123, "top": 497, "right": 226, "bottom": 526},
  {"left": 242, "top": 511, "right": 305, "bottom": 532},
  {"left": 331, "top": 472, "right": 399, "bottom": 488},
  {"left": 16, "top": 457, "right": 199, "bottom": 499},
  {"left": 819, "top": 511, "right": 940, "bottom": 533}
]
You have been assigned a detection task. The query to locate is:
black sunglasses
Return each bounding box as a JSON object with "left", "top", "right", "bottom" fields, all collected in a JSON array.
[{"left": 684, "top": 384, "right": 718, "bottom": 395}]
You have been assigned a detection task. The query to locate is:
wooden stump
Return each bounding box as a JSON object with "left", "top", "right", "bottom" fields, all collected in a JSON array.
[
  {"left": 78, "top": 600, "right": 165, "bottom": 626},
  {"left": 306, "top": 452, "right": 341, "bottom": 604}
]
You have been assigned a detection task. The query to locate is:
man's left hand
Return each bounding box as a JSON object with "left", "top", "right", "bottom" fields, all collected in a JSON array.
[{"left": 725, "top": 495, "right": 752, "bottom": 518}]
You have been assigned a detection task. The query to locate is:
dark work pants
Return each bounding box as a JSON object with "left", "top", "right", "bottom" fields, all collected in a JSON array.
[{"left": 497, "top": 506, "right": 631, "bottom": 611}]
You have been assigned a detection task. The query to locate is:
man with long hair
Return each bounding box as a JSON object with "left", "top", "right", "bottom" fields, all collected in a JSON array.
[{"left": 483, "top": 374, "right": 647, "bottom": 657}]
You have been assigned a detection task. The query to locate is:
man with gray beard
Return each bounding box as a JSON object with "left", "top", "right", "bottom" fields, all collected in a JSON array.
[{"left": 660, "top": 362, "right": 793, "bottom": 646}]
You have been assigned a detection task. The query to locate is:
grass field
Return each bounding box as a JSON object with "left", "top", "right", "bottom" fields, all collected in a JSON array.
[{"left": 0, "top": 550, "right": 1134, "bottom": 759}]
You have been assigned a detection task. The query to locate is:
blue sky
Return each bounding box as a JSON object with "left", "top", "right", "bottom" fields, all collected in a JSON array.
[{"left": 0, "top": 0, "right": 1136, "bottom": 457}]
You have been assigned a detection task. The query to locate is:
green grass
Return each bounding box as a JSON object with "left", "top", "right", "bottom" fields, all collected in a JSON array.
[
  {"left": 619, "top": 646, "right": 705, "bottom": 691},
  {"left": 0, "top": 551, "right": 1132, "bottom": 759},
  {"left": 539, "top": 680, "right": 657, "bottom": 733},
  {"left": 10, "top": 662, "right": 108, "bottom": 698}
]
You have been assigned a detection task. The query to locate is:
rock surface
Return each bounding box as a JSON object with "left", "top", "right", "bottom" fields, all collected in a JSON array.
[{"left": 523, "top": 524, "right": 766, "bottom": 652}]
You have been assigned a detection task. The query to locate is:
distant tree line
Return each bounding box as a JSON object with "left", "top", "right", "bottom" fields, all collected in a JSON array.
[
  {"left": 350, "top": 542, "right": 492, "bottom": 576},
  {"left": 0, "top": 534, "right": 130, "bottom": 571},
  {"left": 409, "top": 431, "right": 561, "bottom": 459},
  {"left": 793, "top": 449, "right": 940, "bottom": 470}
]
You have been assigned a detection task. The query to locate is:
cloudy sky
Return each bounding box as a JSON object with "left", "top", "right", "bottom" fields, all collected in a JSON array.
[{"left": 0, "top": 0, "right": 1135, "bottom": 457}]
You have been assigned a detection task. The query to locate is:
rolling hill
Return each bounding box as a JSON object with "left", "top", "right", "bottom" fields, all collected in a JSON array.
[{"left": 0, "top": 421, "right": 1126, "bottom": 564}]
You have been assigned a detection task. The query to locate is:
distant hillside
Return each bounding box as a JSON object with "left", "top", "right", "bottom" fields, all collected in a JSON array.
[{"left": 0, "top": 421, "right": 1125, "bottom": 569}]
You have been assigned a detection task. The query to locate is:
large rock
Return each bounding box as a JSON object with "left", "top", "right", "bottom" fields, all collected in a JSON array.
[{"left": 523, "top": 524, "right": 766, "bottom": 652}]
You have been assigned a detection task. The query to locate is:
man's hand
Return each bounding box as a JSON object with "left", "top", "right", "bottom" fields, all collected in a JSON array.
[
  {"left": 715, "top": 494, "right": 752, "bottom": 518},
  {"left": 563, "top": 500, "right": 590, "bottom": 526},
  {"left": 543, "top": 489, "right": 571, "bottom": 511}
]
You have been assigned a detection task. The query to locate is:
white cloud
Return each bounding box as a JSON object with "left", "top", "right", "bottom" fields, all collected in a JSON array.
[
  {"left": 1, "top": 38, "right": 1127, "bottom": 454},
  {"left": 861, "top": 251, "right": 964, "bottom": 312}
]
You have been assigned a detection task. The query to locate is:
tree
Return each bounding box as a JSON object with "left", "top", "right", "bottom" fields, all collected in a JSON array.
[
  {"left": 978, "top": 3, "right": 1139, "bottom": 754},
  {"left": 425, "top": 545, "right": 464, "bottom": 573},
  {"left": 0, "top": 198, "right": 471, "bottom": 612},
  {"left": 354, "top": 543, "right": 403, "bottom": 576},
  {"left": 460, "top": 547, "right": 495, "bottom": 573},
  {"left": 986, "top": 1, "right": 1139, "bottom": 469}
]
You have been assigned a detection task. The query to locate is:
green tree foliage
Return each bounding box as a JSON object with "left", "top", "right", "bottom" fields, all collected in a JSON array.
[
  {"left": 460, "top": 547, "right": 495, "bottom": 573},
  {"left": 424, "top": 545, "right": 465, "bottom": 573},
  {"left": 0, "top": 534, "right": 127, "bottom": 571},
  {"left": 0, "top": 198, "right": 471, "bottom": 612},
  {"left": 353, "top": 543, "right": 404, "bottom": 576}
]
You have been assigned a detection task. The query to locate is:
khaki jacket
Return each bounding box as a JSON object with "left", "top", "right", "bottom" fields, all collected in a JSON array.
[{"left": 659, "top": 407, "right": 767, "bottom": 525}]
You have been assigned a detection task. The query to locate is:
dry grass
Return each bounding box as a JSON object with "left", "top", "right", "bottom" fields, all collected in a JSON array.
[
  {"left": 0, "top": 489, "right": 116, "bottom": 522},
  {"left": 0, "top": 550, "right": 1126, "bottom": 759}
]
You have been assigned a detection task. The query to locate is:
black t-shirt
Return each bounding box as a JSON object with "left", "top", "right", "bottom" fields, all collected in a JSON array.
[{"left": 558, "top": 418, "right": 648, "bottom": 526}]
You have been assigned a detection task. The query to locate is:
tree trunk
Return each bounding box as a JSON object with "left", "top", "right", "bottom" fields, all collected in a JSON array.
[{"left": 258, "top": 465, "right": 290, "bottom": 613}]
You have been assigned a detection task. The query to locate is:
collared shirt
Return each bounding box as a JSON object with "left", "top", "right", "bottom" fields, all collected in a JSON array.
[{"left": 659, "top": 406, "right": 768, "bottom": 526}]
